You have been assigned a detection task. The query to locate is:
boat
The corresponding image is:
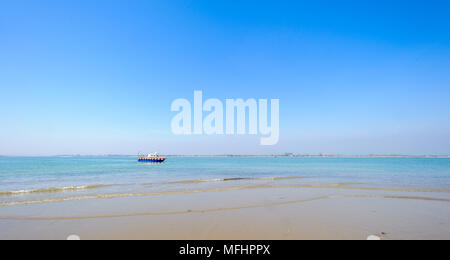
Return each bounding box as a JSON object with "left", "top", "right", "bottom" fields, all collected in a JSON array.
[{"left": 138, "top": 152, "right": 166, "bottom": 163}]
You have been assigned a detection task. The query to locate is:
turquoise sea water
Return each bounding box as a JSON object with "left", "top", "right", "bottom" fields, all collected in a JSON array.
[{"left": 0, "top": 156, "right": 450, "bottom": 206}]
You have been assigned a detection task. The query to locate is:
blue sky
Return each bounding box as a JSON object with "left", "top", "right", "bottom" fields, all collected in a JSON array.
[{"left": 1, "top": 0, "right": 450, "bottom": 155}]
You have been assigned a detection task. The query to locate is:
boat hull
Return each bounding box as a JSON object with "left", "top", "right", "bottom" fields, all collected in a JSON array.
[{"left": 138, "top": 157, "right": 166, "bottom": 163}]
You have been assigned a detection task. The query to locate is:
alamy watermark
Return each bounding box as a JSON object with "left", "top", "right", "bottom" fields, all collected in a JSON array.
[{"left": 171, "top": 91, "right": 279, "bottom": 145}]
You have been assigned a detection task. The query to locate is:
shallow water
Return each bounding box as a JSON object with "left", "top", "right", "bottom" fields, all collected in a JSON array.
[{"left": 0, "top": 156, "right": 450, "bottom": 207}]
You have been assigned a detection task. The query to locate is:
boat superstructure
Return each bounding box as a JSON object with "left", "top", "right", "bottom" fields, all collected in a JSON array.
[{"left": 138, "top": 152, "right": 166, "bottom": 163}]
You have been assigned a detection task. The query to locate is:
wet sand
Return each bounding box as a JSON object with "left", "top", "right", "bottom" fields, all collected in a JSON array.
[{"left": 1, "top": 185, "right": 450, "bottom": 240}]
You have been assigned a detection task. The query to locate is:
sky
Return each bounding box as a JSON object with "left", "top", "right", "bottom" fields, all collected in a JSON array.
[{"left": 1, "top": 0, "right": 450, "bottom": 155}]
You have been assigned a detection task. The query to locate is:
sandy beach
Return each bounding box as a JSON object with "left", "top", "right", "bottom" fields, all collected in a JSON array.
[{"left": 1, "top": 180, "right": 449, "bottom": 240}]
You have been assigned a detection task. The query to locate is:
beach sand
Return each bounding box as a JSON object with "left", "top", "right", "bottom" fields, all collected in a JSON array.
[{"left": 1, "top": 185, "right": 450, "bottom": 240}]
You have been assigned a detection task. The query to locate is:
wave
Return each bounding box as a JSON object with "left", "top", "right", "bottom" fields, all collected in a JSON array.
[
  {"left": 272, "top": 184, "right": 450, "bottom": 193},
  {"left": 167, "top": 179, "right": 223, "bottom": 184},
  {"left": 167, "top": 176, "right": 305, "bottom": 184},
  {"left": 0, "top": 185, "right": 269, "bottom": 207},
  {"left": 1, "top": 183, "right": 450, "bottom": 207},
  {"left": 1, "top": 194, "right": 449, "bottom": 221},
  {"left": 0, "top": 176, "right": 302, "bottom": 197},
  {"left": 0, "top": 184, "right": 112, "bottom": 196}
]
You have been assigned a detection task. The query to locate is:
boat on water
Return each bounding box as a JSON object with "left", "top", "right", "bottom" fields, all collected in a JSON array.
[{"left": 138, "top": 152, "right": 166, "bottom": 163}]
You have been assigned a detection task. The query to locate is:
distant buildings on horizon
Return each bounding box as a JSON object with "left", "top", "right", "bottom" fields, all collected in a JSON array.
[{"left": 2, "top": 154, "right": 450, "bottom": 158}]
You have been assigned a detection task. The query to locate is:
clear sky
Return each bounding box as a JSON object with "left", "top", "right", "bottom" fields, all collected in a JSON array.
[{"left": 1, "top": 0, "right": 450, "bottom": 155}]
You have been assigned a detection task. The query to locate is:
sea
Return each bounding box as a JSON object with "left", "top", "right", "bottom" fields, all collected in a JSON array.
[{"left": 1, "top": 156, "right": 450, "bottom": 207}]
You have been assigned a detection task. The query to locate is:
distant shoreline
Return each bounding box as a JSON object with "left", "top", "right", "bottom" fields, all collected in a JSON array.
[
  {"left": 166, "top": 155, "right": 450, "bottom": 158},
  {"left": 1, "top": 154, "right": 450, "bottom": 158}
]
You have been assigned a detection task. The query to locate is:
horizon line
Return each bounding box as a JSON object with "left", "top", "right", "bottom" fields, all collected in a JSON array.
[{"left": 1, "top": 154, "right": 450, "bottom": 158}]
